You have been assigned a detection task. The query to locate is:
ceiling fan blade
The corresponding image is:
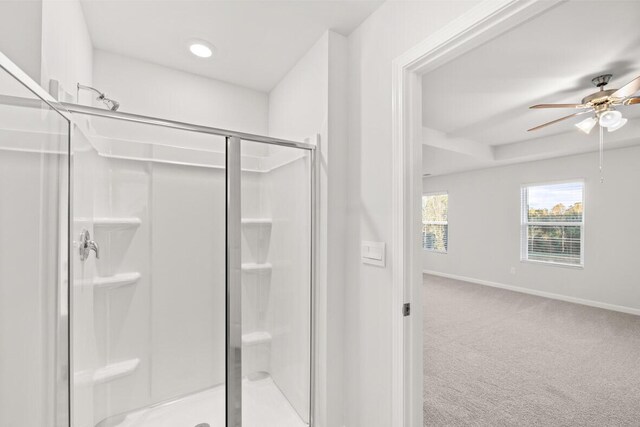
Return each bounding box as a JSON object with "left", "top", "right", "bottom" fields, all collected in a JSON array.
[
  {"left": 623, "top": 96, "right": 640, "bottom": 106},
  {"left": 529, "top": 103, "right": 588, "bottom": 109},
  {"left": 527, "top": 110, "right": 593, "bottom": 132},
  {"left": 611, "top": 75, "right": 640, "bottom": 99}
]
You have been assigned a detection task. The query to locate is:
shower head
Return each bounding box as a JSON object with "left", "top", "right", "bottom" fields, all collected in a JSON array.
[
  {"left": 97, "top": 94, "right": 120, "bottom": 111},
  {"left": 77, "top": 83, "right": 120, "bottom": 111}
]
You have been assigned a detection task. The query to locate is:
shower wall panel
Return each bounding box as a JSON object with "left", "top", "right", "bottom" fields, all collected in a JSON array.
[
  {"left": 89, "top": 155, "right": 153, "bottom": 424},
  {"left": 73, "top": 119, "right": 228, "bottom": 425},
  {"left": 0, "top": 149, "right": 62, "bottom": 426},
  {"left": 264, "top": 147, "right": 311, "bottom": 422},
  {"left": 150, "top": 163, "right": 226, "bottom": 401},
  {"left": 240, "top": 142, "right": 312, "bottom": 426}
]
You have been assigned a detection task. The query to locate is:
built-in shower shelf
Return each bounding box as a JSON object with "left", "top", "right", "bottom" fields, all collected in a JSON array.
[
  {"left": 77, "top": 272, "right": 141, "bottom": 290},
  {"left": 242, "top": 331, "right": 272, "bottom": 346},
  {"left": 93, "top": 217, "right": 142, "bottom": 230},
  {"left": 75, "top": 217, "right": 142, "bottom": 230},
  {"left": 241, "top": 218, "right": 273, "bottom": 226},
  {"left": 92, "top": 358, "right": 140, "bottom": 385},
  {"left": 241, "top": 262, "right": 272, "bottom": 273}
]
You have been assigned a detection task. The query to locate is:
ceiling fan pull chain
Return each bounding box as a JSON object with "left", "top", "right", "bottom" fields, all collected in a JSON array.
[{"left": 599, "top": 125, "right": 604, "bottom": 184}]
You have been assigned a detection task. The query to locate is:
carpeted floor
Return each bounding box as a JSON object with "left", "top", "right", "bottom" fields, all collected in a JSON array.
[{"left": 423, "top": 274, "right": 640, "bottom": 426}]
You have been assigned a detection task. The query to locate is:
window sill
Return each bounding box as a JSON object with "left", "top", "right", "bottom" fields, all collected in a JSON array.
[
  {"left": 424, "top": 249, "right": 447, "bottom": 254},
  {"left": 520, "top": 259, "right": 583, "bottom": 270}
]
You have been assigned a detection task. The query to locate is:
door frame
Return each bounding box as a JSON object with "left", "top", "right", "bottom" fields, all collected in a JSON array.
[{"left": 389, "top": 1, "right": 564, "bottom": 425}]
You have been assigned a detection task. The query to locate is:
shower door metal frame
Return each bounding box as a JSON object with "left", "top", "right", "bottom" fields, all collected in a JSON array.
[
  {"left": 61, "top": 104, "right": 317, "bottom": 427},
  {"left": 0, "top": 49, "right": 317, "bottom": 427},
  {"left": 226, "top": 136, "right": 242, "bottom": 427}
]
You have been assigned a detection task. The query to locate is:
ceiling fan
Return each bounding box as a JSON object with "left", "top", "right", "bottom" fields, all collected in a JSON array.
[{"left": 528, "top": 73, "right": 640, "bottom": 133}]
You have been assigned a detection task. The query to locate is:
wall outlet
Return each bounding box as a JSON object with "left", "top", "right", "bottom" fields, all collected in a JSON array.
[{"left": 510, "top": 266, "right": 516, "bottom": 275}]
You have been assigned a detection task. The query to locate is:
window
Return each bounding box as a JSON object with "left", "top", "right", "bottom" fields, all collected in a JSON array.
[
  {"left": 422, "top": 192, "right": 448, "bottom": 253},
  {"left": 521, "top": 181, "right": 584, "bottom": 266}
]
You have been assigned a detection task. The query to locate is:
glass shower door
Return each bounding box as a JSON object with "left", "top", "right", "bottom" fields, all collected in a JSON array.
[
  {"left": 0, "top": 57, "right": 71, "bottom": 427},
  {"left": 238, "top": 140, "right": 312, "bottom": 427},
  {"left": 68, "top": 111, "right": 314, "bottom": 427},
  {"left": 69, "top": 115, "right": 228, "bottom": 427}
]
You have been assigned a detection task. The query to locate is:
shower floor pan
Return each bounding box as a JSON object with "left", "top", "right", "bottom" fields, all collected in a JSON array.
[{"left": 103, "top": 376, "right": 307, "bottom": 427}]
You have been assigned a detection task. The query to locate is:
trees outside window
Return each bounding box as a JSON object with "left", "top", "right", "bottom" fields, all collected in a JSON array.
[
  {"left": 422, "top": 193, "right": 448, "bottom": 253},
  {"left": 521, "top": 181, "right": 584, "bottom": 266}
]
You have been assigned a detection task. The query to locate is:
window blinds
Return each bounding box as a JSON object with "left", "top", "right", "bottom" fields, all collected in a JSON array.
[
  {"left": 521, "top": 181, "right": 584, "bottom": 266},
  {"left": 422, "top": 193, "right": 448, "bottom": 253}
]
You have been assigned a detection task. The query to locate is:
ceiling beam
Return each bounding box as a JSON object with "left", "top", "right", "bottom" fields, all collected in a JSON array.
[{"left": 422, "top": 126, "right": 494, "bottom": 160}]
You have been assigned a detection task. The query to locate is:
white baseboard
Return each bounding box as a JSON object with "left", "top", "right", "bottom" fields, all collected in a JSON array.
[{"left": 423, "top": 270, "right": 640, "bottom": 316}]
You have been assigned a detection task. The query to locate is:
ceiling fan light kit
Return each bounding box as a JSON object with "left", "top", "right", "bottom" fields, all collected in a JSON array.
[
  {"left": 575, "top": 116, "right": 598, "bottom": 134},
  {"left": 608, "top": 118, "right": 627, "bottom": 133},
  {"left": 598, "top": 109, "right": 623, "bottom": 128}
]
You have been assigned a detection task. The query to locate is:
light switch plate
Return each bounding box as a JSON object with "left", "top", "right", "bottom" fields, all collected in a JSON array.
[{"left": 361, "top": 241, "right": 386, "bottom": 267}]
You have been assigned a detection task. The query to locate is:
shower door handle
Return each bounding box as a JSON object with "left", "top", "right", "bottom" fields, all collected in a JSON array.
[{"left": 79, "top": 229, "right": 100, "bottom": 261}]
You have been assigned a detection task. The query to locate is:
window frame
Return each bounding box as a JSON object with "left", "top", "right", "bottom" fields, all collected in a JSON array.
[
  {"left": 422, "top": 191, "right": 448, "bottom": 254},
  {"left": 520, "top": 179, "right": 585, "bottom": 268}
]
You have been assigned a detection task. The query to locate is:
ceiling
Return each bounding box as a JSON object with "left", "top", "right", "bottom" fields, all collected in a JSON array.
[
  {"left": 422, "top": 0, "right": 640, "bottom": 175},
  {"left": 80, "top": 0, "right": 382, "bottom": 92}
]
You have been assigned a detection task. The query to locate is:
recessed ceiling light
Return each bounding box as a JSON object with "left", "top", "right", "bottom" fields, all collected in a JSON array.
[{"left": 189, "top": 41, "right": 213, "bottom": 58}]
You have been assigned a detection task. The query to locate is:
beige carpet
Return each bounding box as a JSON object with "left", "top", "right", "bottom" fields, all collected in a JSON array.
[{"left": 423, "top": 274, "right": 640, "bottom": 426}]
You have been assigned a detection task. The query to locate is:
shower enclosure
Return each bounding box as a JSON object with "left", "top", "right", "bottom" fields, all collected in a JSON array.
[{"left": 0, "top": 52, "right": 315, "bottom": 427}]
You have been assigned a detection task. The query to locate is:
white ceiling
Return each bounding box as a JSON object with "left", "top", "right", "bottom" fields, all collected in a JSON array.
[
  {"left": 422, "top": 0, "right": 640, "bottom": 175},
  {"left": 80, "top": 0, "right": 382, "bottom": 92}
]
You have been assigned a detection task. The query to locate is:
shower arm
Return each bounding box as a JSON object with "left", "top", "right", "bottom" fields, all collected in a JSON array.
[
  {"left": 77, "top": 83, "right": 103, "bottom": 98},
  {"left": 76, "top": 83, "right": 120, "bottom": 111}
]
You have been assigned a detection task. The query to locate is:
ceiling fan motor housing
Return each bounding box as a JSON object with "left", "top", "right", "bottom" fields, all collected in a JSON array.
[{"left": 582, "top": 88, "right": 617, "bottom": 109}]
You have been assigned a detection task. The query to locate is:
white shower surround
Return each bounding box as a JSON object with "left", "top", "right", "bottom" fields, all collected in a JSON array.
[{"left": 69, "top": 119, "right": 311, "bottom": 425}]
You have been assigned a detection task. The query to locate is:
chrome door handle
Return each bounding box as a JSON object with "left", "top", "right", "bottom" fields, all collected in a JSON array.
[{"left": 79, "top": 229, "right": 100, "bottom": 261}]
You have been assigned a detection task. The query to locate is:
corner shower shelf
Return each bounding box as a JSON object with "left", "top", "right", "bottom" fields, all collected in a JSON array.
[
  {"left": 241, "top": 262, "right": 272, "bottom": 273},
  {"left": 75, "top": 217, "right": 142, "bottom": 230},
  {"left": 77, "top": 272, "right": 141, "bottom": 290},
  {"left": 241, "top": 218, "right": 273, "bottom": 226},
  {"left": 242, "top": 331, "right": 272, "bottom": 346},
  {"left": 92, "top": 358, "right": 140, "bottom": 385},
  {"left": 93, "top": 217, "right": 142, "bottom": 230}
]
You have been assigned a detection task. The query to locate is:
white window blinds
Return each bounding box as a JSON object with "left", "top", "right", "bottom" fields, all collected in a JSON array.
[
  {"left": 422, "top": 192, "right": 448, "bottom": 253},
  {"left": 521, "top": 181, "right": 584, "bottom": 266}
]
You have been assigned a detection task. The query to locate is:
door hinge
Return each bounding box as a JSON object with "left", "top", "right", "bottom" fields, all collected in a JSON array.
[{"left": 403, "top": 303, "right": 411, "bottom": 317}]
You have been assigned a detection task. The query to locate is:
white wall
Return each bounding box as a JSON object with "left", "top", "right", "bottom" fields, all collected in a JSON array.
[
  {"left": 93, "top": 50, "right": 268, "bottom": 134},
  {"left": 41, "top": 0, "right": 93, "bottom": 100},
  {"left": 268, "top": 30, "right": 349, "bottom": 427},
  {"left": 0, "top": 0, "right": 93, "bottom": 99},
  {"left": 268, "top": 34, "right": 328, "bottom": 142},
  {"left": 345, "top": 2, "right": 480, "bottom": 426},
  {"left": 0, "top": 0, "right": 43, "bottom": 82},
  {"left": 423, "top": 145, "right": 640, "bottom": 313}
]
